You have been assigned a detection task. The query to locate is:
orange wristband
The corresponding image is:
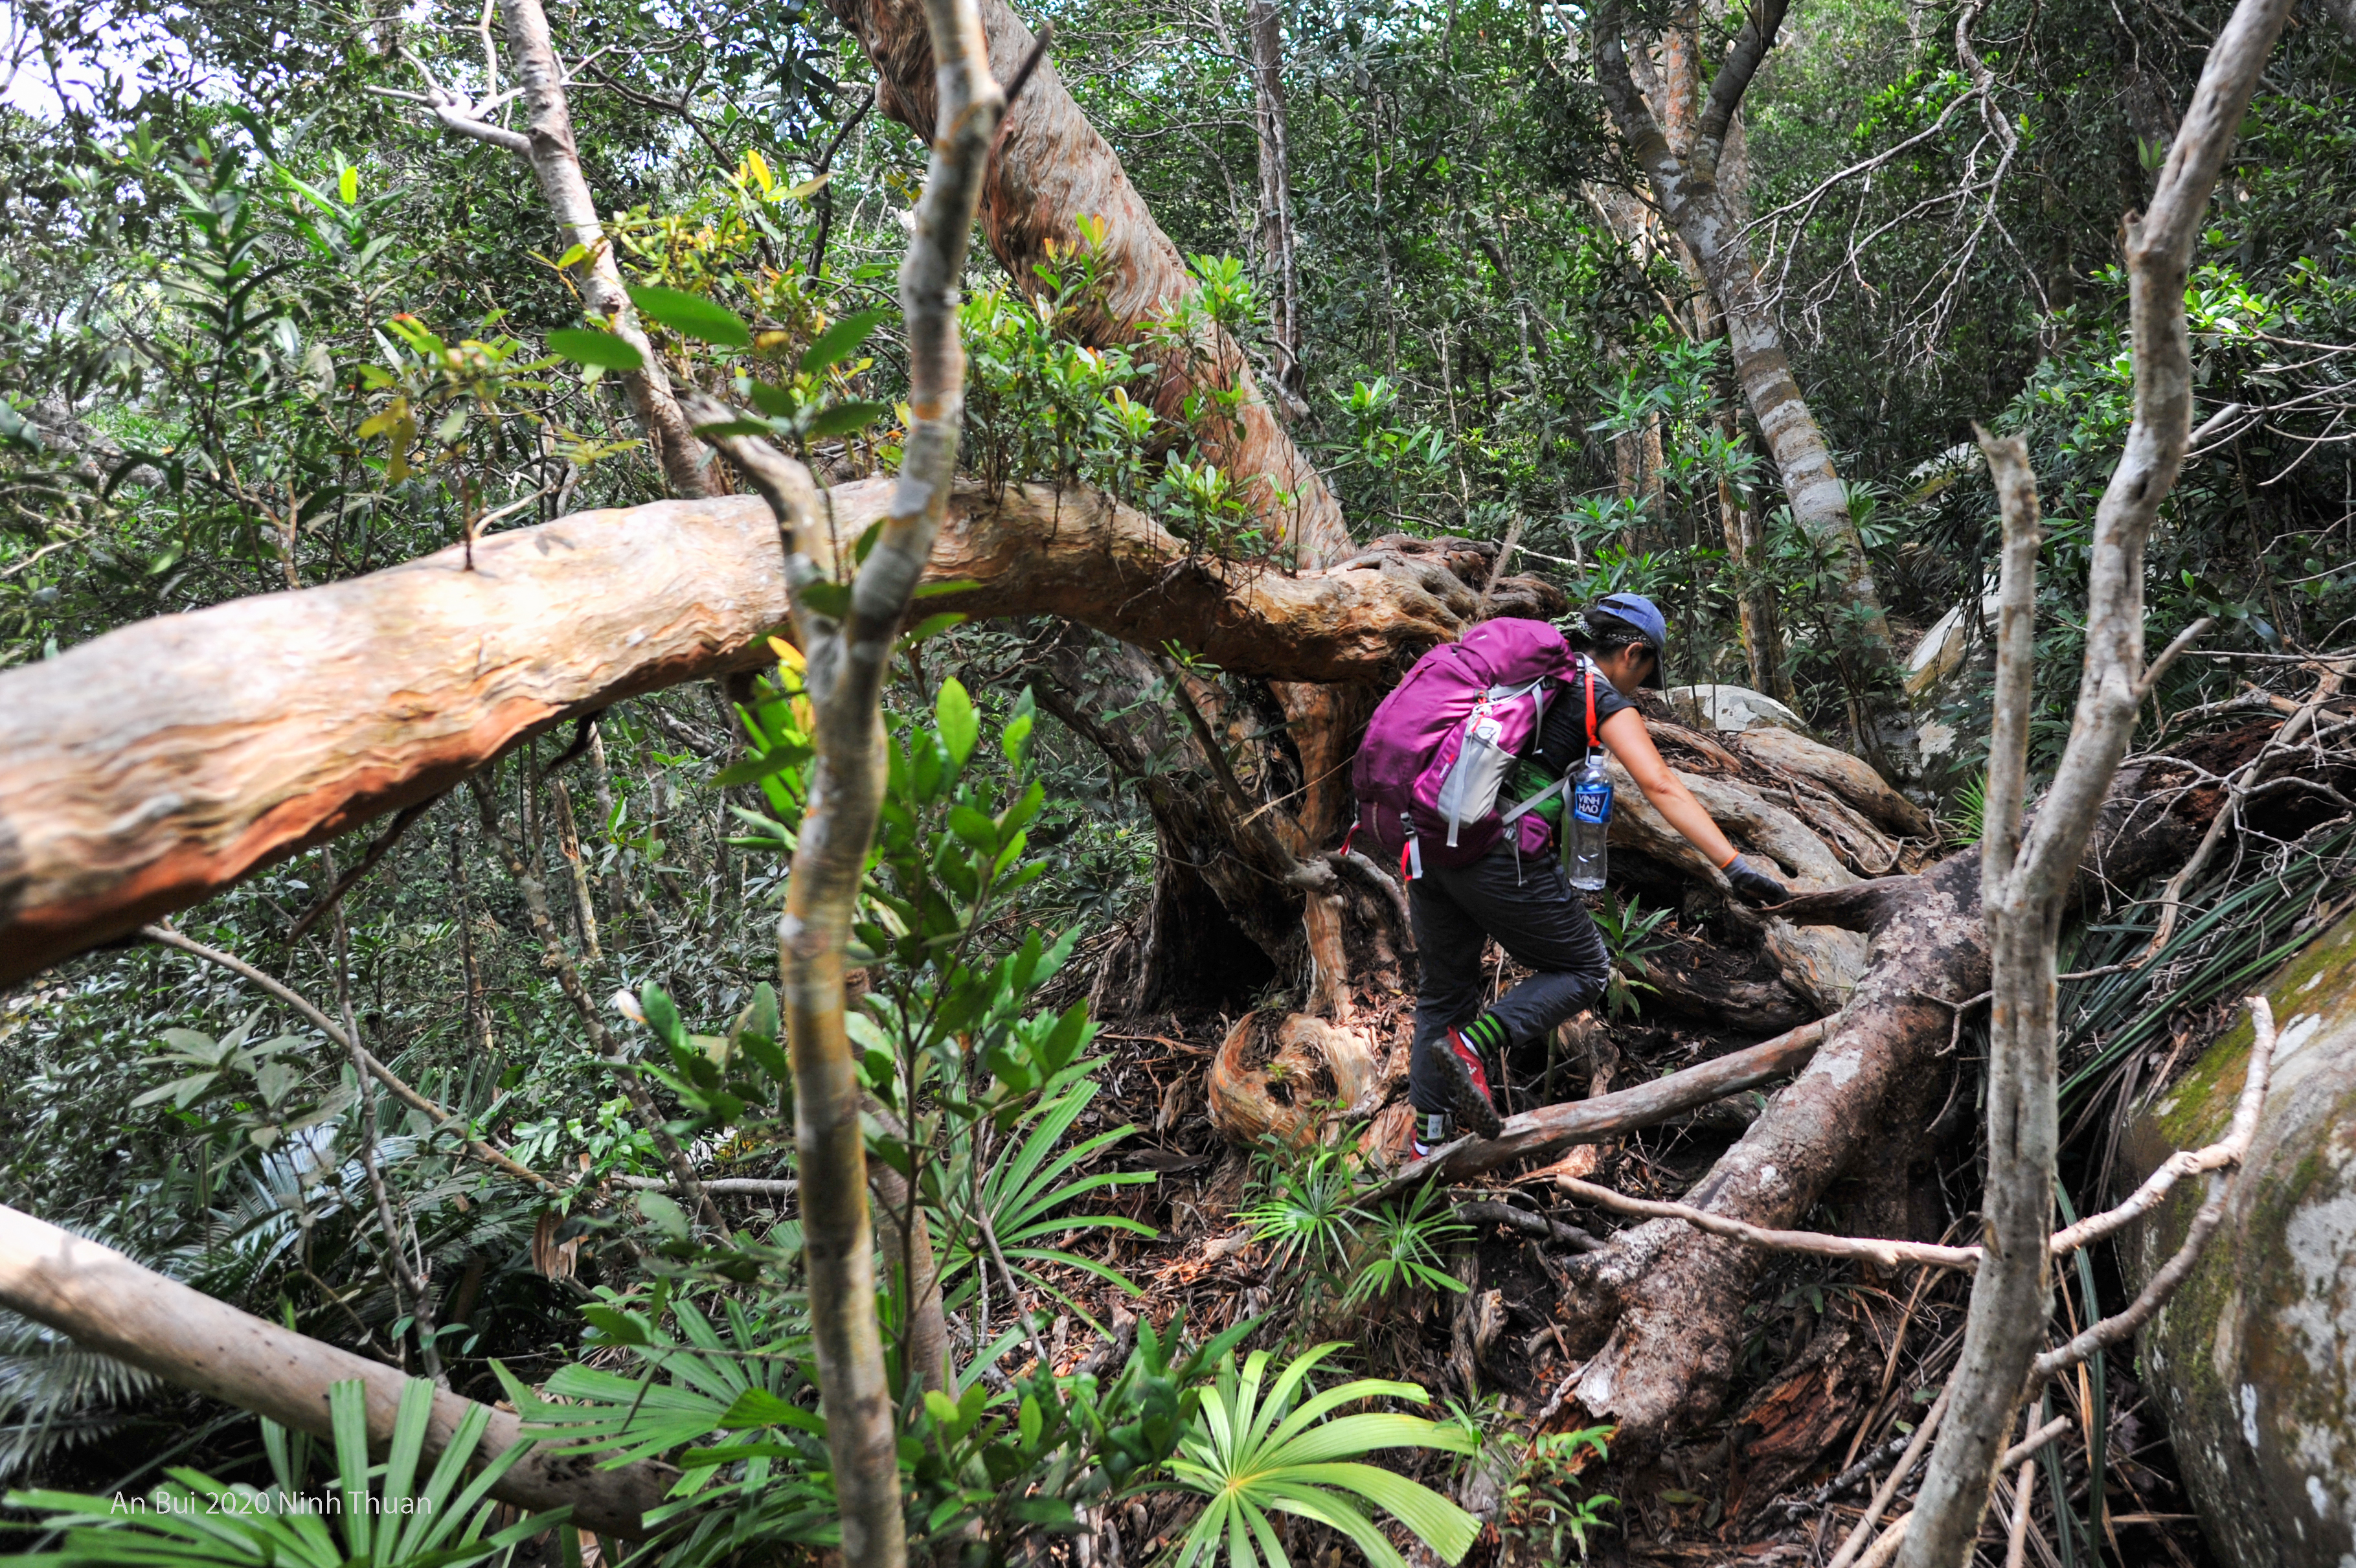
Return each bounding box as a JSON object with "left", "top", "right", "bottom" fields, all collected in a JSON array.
[{"left": 1717, "top": 849, "right": 1741, "bottom": 870}]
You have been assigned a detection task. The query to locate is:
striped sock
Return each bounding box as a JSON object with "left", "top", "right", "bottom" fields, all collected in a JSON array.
[{"left": 1459, "top": 1014, "right": 1508, "bottom": 1055}]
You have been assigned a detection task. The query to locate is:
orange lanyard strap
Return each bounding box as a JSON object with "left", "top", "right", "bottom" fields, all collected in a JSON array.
[{"left": 1585, "top": 659, "right": 1598, "bottom": 751}]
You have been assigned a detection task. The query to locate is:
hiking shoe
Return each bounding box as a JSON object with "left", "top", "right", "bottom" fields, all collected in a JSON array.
[{"left": 1438, "top": 1027, "right": 1502, "bottom": 1140}]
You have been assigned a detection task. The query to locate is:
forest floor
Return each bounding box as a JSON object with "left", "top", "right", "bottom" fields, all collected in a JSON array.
[{"left": 1030, "top": 942, "right": 2225, "bottom": 1568}]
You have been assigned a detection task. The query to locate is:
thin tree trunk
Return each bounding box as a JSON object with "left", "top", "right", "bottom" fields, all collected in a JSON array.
[
  {"left": 451, "top": 828, "right": 493, "bottom": 1056},
  {"left": 324, "top": 843, "right": 442, "bottom": 1382},
  {"left": 464, "top": 771, "right": 726, "bottom": 1235},
  {"left": 550, "top": 773, "right": 602, "bottom": 962},
  {"left": 495, "top": 0, "right": 713, "bottom": 498},
  {"left": 687, "top": 0, "right": 1002, "bottom": 1558},
  {"left": 1647, "top": 8, "right": 1786, "bottom": 696},
  {"left": 586, "top": 721, "right": 659, "bottom": 935},
  {"left": 1896, "top": 2, "right": 2291, "bottom": 1559},
  {"left": 1245, "top": 0, "right": 1301, "bottom": 405},
  {"left": 1592, "top": 0, "right": 1895, "bottom": 666}
]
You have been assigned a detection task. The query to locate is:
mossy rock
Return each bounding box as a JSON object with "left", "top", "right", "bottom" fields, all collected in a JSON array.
[{"left": 2120, "top": 905, "right": 2356, "bottom": 1568}]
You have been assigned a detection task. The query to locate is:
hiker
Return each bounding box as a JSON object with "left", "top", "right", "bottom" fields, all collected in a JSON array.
[{"left": 1348, "top": 593, "right": 1792, "bottom": 1154}]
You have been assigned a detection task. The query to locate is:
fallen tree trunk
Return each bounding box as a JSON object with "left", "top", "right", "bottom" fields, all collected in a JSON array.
[
  {"left": 1367, "top": 1018, "right": 1832, "bottom": 1198},
  {"left": 1524, "top": 759, "right": 2226, "bottom": 1455},
  {"left": 1555, "top": 853, "right": 1988, "bottom": 1448},
  {"left": 0, "top": 481, "right": 1528, "bottom": 983},
  {"left": 0, "top": 1204, "right": 675, "bottom": 1539}
]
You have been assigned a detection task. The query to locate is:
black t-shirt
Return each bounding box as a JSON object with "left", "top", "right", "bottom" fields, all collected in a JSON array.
[{"left": 1530, "top": 656, "right": 1638, "bottom": 775}]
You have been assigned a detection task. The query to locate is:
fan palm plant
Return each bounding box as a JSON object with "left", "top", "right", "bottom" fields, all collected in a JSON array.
[
  {"left": 0, "top": 1376, "right": 563, "bottom": 1566},
  {"left": 1164, "top": 1343, "right": 1480, "bottom": 1568}
]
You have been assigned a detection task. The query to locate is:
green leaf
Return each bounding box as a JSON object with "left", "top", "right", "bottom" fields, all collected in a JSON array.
[
  {"left": 718, "top": 1387, "right": 824, "bottom": 1432},
  {"left": 581, "top": 1305, "right": 650, "bottom": 1346},
  {"left": 712, "top": 742, "right": 812, "bottom": 787},
  {"left": 640, "top": 983, "right": 688, "bottom": 1050},
  {"left": 903, "top": 611, "right": 968, "bottom": 644},
  {"left": 800, "top": 308, "right": 889, "bottom": 374},
  {"left": 947, "top": 803, "right": 999, "bottom": 852},
  {"left": 1001, "top": 710, "right": 1034, "bottom": 766},
  {"left": 806, "top": 399, "right": 888, "bottom": 437},
  {"left": 694, "top": 416, "right": 775, "bottom": 438},
  {"left": 799, "top": 580, "right": 852, "bottom": 620},
  {"left": 935, "top": 678, "right": 979, "bottom": 766},
  {"left": 913, "top": 578, "right": 980, "bottom": 598},
  {"left": 1003, "top": 685, "right": 1038, "bottom": 766},
  {"left": 546, "top": 327, "right": 646, "bottom": 371},
  {"left": 629, "top": 285, "right": 753, "bottom": 348},
  {"left": 749, "top": 380, "right": 799, "bottom": 418},
  {"left": 636, "top": 1190, "right": 690, "bottom": 1240},
  {"left": 1011, "top": 1496, "right": 1079, "bottom": 1527},
  {"left": 852, "top": 517, "right": 885, "bottom": 566}
]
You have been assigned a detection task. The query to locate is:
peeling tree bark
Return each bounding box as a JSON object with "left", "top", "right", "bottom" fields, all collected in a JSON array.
[
  {"left": 0, "top": 483, "right": 1527, "bottom": 984},
  {"left": 825, "top": 0, "right": 1346, "bottom": 569}
]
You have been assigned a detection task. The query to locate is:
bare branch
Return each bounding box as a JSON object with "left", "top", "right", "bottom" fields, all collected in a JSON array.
[
  {"left": 1827, "top": 1388, "right": 1951, "bottom": 1568},
  {"left": 2139, "top": 661, "right": 2347, "bottom": 957},
  {"left": 2134, "top": 615, "right": 2216, "bottom": 703},
  {"left": 286, "top": 794, "right": 442, "bottom": 945},
  {"left": 1366, "top": 1017, "right": 1830, "bottom": 1197},
  {"left": 1552, "top": 1176, "right": 1982, "bottom": 1269},
  {"left": 2034, "top": 997, "right": 2276, "bottom": 1378}
]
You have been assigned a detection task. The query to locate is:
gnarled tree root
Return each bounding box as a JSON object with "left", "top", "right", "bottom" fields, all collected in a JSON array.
[{"left": 1551, "top": 854, "right": 1987, "bottom": 1451}]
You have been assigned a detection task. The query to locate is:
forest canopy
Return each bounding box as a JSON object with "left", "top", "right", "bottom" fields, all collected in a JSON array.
[{"left": 1, "top": 0, "right": 2353, "bottom": 1564}]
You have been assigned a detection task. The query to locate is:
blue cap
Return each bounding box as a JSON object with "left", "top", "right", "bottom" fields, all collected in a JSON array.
[{"left": 1592, "top": 593, "right": 1668, "bottom": 687}]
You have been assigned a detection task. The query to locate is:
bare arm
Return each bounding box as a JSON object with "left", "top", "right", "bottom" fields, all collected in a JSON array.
[{"left": 1600, "top": 707, "right": 1741, "bottom": 869}]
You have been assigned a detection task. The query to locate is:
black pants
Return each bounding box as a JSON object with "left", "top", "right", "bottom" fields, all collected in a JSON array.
[{"left": 1409, "top": 843, "right": 1609, "bottom": 1115}]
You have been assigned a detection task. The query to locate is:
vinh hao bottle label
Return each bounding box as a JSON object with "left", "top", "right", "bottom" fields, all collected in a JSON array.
[{"left": 1572, "top": 778, "right": 1612, "bottom": 824}]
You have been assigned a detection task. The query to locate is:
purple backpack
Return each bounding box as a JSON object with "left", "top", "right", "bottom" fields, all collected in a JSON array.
[{"left": 1351, "top": 619, "right": 1578, "bottom": 876}]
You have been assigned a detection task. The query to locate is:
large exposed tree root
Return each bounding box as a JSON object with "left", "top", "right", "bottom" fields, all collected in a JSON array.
[
  {"left": 1556, "top": 854, "right": 1986, "bottom": 1449},
  {"left": 1389, "top": 758, "right": 2228, "bottom": 1455}
]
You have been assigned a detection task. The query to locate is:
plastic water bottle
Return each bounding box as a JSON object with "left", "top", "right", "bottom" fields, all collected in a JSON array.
[{"left": 1565, "top": 748, "right": 1612, "bottom": 892}]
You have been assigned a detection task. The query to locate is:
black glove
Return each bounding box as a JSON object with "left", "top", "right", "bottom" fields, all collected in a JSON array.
[{"left": 1723, "top": 853, "right": 1789, "bottom": 907}]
